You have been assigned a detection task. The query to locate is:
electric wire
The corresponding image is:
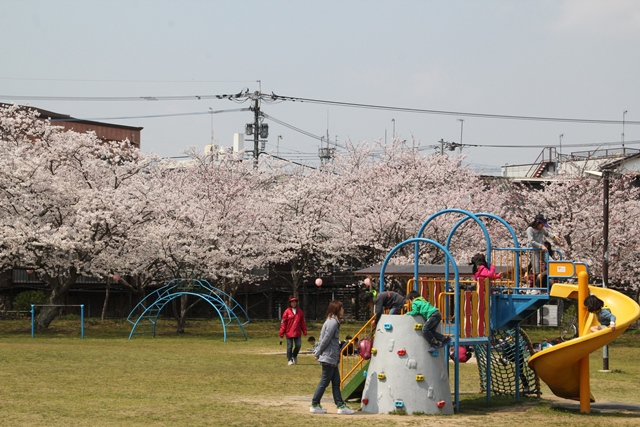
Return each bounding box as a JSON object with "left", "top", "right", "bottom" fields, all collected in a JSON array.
[
  {"left": 0, "top": 77, "right": 259, "bottom": 84},
  {"left": 270, "top": 93, "right": 640, "bottom": 125},
  {"left": 48, "top": 108, "right": 250, "bottom": 123},
  {"left": 4, "top": 89, "right": 639, "bottom": 168},
  {"left": 4, "top": 89, "right": 639, "bottom": 125}
]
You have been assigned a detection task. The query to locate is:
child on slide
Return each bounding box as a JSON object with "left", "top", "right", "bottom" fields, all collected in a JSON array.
[{"left": 584, "top": 295, "right": 616, "bottom": 332}]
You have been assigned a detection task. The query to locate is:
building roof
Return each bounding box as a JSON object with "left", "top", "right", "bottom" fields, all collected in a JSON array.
[{"left": 1, "top": 103, "right": 143, "bottom": 131}]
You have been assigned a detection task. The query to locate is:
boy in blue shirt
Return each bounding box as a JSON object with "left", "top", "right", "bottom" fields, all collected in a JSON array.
[{"left": 405, "top": 290, "right": 451, "bottom": 352}]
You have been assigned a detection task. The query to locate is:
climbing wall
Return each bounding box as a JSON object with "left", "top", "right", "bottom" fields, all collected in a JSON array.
[{"left": 361, "top": 314, "right": 453, "bottom": 415}]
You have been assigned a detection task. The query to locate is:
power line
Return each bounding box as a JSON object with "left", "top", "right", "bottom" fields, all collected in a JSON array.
[
  {"left": 6, "top": 90, "right": 640, "bottom": 164},
  {"left": 49, "top": 108, "right": 250, "bottom": 122},
  {"left": 262, "top": 113, "right": 346, "bottom": 149},
  {"left": 4, "top": 89, "right": 640, "bottom": 126},
  {"left": 0, "top": 77, "right": 258, "bottom": 84},
  {"left": 271, "top": 93, "right": 640, "bottom": 126},
  {"left": 40, "top": 104, "right": 640, "bottom": 152},
  {"left": 0, "top": 90, "right": 250, "bottom": 102},
  {"left": 429, "top": 139, "right": 640, "bottom": 150}
]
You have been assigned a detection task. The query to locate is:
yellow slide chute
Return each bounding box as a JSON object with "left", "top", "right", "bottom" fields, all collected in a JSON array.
[{"left": 528, "top": 284, "right": 640, "bottom": 401}]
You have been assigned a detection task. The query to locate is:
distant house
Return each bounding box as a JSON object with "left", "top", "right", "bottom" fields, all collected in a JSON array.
[
  {"left": 502, "top": 146, "right": 640, "bottom": 185},
  {"left": 1, "top": 104, "right": 143, "bottom": 148}
]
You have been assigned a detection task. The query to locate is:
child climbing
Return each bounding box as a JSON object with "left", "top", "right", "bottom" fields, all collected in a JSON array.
[
  {"left": 362, "top": 290, "right": 405, "bottom": 327},
  {"left": 584, "top": 295, "right": 616, "bottom": 332},
  {"left": 495, "top": 330, "right": 532, "bottom": 394},
  {"left": 405, "top": 290, "right": 451, "bottom": 353}
]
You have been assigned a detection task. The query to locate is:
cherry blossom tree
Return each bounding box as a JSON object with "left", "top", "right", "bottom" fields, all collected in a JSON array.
[
  {"left": 324, "top": 140, "right": 505, "bottom": 274},
  {"left": 255, "top": 159, "right": 338, "bottom": 306},
  {"left": 503, "top": 172, "right": 640, "bottom": 291},
  {"left": 3, "top": 103, "right": 639, "bottom": 329},
  {"left": 118, "top": 150, "right": 281, "bottom": 331},
  {"left": 0, "top": 105, "right": 155, "bottom": 329}
]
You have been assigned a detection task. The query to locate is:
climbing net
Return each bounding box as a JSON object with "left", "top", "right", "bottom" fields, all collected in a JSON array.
[{"left": 474, "top": 328, "right": 540, "bottom": 397}]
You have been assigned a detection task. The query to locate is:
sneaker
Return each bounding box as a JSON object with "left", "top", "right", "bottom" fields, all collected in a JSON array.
[
  {"left": 293, "top": 357, "right": 298, "bottom": 365},
  {"left": 310, "top": 404, "right": 327, "bottom": 414},
  {"left": 438, "top": 337, "right": 452, "bottom": 348},
  {"left": 288, "top": 359, "right": 294, "bottom": 366},
  {"left": 428, "top": 346, "right": 437, "bottom": 353},
  {"left": 337, "top": 405, "right": 355, "bottom": 415}
]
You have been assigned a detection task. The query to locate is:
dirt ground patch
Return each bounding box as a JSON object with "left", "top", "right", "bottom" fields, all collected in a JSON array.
[{"left": 244, "top": 394, "right": 640, "bottom": 426}]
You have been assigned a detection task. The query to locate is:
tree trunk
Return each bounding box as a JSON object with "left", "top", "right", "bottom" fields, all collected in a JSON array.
[
  {"left": 35, "top": 267, "right": 78, "bottom": 330},
  {"left": 101, "top": 280, "right": 110, "bottom": 321},
  {"left": 172, "top": 294, "right": 201, "bottom": 333},
  {"left": 173, "top": 295, "right": 187, "bottom": 333},
  {"left": 290, "top": 259, "right": 303, "bottom": 298},
  {"left": 116, "top": 274, "right": 148, "bottom": 316}
]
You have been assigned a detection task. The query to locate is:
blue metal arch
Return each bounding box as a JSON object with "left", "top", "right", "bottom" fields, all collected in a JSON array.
[
  {"left": 445, "top": 212, "right": 522, "bottom": 284},
  {"left": 414, "top": 209, "right": 490, "bottom": 284},
  {"left": 127, "top": 279, "right": 249, "bottom": 341},
  {"left": 379, "top": 237, "right": 461, "bottom": 293}
]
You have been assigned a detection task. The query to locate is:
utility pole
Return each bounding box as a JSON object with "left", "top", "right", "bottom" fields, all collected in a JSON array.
[
  {"left": 243, "top": 90, "right": 268, "bottom": 168},
  {"left": 622, "top": 110, "right": 628, "bottom": 155},
  {"left": 602, "top": 169, "right": 610, "bottom": 371},
  {"left": 559, "top": 134, "right": 564, "bottom": 175},
  {"left": 252, "top": 91, "right": 260, "bottom": 169},
  {"left": 458, "top": 119, "right": 464, "bottom": 155},
  {"left": 209, "top": 107, "right": 214, "bottom": 146}
]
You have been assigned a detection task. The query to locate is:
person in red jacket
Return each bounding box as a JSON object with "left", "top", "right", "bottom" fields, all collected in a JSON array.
[{"left": 280, "top": 296, "right": 307, "bottom": 365}]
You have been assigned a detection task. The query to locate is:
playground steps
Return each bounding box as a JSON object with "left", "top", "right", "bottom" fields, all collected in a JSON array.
[{"left": 492, "top": 293, "right": 549, "bottom": 330}]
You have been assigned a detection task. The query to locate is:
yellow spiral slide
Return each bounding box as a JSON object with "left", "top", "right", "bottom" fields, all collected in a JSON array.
[{"left": 528, "top": 283, "right": 640, "bottom": 401}]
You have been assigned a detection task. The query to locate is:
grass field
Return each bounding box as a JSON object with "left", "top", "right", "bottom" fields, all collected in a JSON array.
[{"left": 1, "top": 318, "right": 639, "bottom": 426}]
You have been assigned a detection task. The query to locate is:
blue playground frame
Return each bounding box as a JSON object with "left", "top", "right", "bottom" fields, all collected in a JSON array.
[{"left": 127, "top": 278, "right": 250, "bottom": 341}]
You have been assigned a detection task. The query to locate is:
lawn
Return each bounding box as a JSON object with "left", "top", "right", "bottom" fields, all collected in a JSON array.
[{"left": 1, "top": 318, "right": 639, "bottom": 426}]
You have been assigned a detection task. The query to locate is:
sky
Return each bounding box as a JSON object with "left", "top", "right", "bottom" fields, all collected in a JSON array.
[{"left": 2, "top": 0, "right": 640, "bottom": 175}]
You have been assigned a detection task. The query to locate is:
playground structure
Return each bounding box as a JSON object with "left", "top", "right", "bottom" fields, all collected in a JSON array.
[
  {"left": 127, "top": 278, "right": 250, "bottom": 341},
  {"left": 528, "top": 277, "right": 640, "bottom": 411},
  {"left": 340, "top": 209, "right": 640, "bottom": 414},
  {"left": 30, "top": 304, "right": 85, "bottom": 339},
  {"left": 360, "top": 314, "right": 454, "bottom": 415}
]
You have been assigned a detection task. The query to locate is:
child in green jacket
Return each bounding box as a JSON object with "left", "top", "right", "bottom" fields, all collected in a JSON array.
[{"left": 405, "top": 291, "right": 451, "bottom": 352}]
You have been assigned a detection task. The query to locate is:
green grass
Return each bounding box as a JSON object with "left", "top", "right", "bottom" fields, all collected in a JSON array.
[{"left": 1, "top": 318, "right": 639, "bottom": 426}]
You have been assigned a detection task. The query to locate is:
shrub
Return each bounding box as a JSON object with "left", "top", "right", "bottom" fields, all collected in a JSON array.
[{"left": 13, "top": 290, "right": 48, "bottom": 311}]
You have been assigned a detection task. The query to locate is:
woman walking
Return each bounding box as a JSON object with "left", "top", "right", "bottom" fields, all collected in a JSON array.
[
  {"left": 309, "top": 300, "right": 355, "bottom": 415},
  {"left": 279, "top": 296, "right": 307, "bottom": 365}
]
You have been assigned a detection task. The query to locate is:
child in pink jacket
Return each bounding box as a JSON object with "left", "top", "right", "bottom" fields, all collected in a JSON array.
[{"left": 470, "top": 253, "right": 501, "bottom": 282}]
